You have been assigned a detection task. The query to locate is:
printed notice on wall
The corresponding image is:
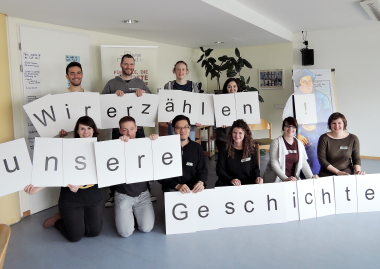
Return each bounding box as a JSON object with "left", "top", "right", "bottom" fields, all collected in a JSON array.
[{"left": 22, "top": 52, "right": 42, "bottom": 153}]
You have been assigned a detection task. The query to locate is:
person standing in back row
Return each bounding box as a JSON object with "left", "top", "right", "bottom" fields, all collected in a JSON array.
[
  {"left": 102, "top": 54, "right": 155, "bottom": 206},
  {"left": 164, "top": 61, "right": 202, "bottom": 141}
]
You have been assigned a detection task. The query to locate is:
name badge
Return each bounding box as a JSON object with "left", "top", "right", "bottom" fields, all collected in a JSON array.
[
  {"left": 340, "top": 146, "right": 348, "bottom": 150},
  {"left": 186, "top": 162, "right": 193, "bottom": 166},
  {"left": 288, "top": 150, "right": 298, "bottom": 154},
  {"left": 241, "top": 157, "right": 251, "bottom": 163}
]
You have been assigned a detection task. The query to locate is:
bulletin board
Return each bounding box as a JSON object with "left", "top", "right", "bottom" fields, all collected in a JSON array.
[{"left": 16, "top": 25, "right": 91, "bottom": 214}]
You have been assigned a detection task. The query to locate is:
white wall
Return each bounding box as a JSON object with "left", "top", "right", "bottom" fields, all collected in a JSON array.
[
  {"left": 293, "top": 24, "right": 380, "bottom": 157},
  {"left": 6, "top": 17, "right": 206, "bottom": 213},
  {"left": 205, "top": 43, "right": 294, "bottom": 138}
]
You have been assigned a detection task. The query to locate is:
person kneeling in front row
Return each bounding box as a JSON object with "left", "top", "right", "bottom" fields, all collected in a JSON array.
[
  {"left": 114, "top": 116, "right": 157, "bottom": 237},
  {"left": 159, "top": 115, "right": 208, "bottom": 193},
  {"left": 215, "top": 119, "right": 263, "bottom": 186}
]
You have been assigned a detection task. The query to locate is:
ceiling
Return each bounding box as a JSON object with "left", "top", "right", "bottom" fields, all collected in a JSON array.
[{"left": 0, "top": 0, "right": 376, "bottom": 48}]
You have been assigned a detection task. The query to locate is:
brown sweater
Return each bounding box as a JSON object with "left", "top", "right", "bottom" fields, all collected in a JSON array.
[{"left": 317, "top": 133, "right": 361, "bottom": 177}]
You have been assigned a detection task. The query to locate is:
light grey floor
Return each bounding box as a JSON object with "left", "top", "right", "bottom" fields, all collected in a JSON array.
[{"left": 5, "top": 156, "right": 380, "bottom": 269}]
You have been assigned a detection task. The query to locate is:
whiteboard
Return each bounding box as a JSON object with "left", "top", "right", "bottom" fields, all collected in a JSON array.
[{"left": 18, "top": 25, "right": 91, "bottom": 214}]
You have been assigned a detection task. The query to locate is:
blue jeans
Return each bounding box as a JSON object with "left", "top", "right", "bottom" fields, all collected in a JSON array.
[{"left": 114, "top": 190, "right": 154, "bottom": 238}]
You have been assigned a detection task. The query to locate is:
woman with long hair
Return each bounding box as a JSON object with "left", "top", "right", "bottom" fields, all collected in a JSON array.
[
  {"left": 263, "top": 117, "right": 317, "bottom": 183},
  {"left": 24, "top": 116, "right": 103, "bottom": 242},
  {"left": 216, "top": 119, "right": 263, "bottom": 186},
  {"left": 214, "top": 78, "right": 242, "bottom": 152}
]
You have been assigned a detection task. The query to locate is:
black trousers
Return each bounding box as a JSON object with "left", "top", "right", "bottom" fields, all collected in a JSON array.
[{"left": 55, "top": 200, "right": 103, "bottom": 242}]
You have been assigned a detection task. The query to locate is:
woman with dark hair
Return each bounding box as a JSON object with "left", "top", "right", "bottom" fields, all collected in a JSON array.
[
  {"left": 216, "top": 119, "right": 263, "bottom": 186},
  {"left": 164, "top": 61, "right": 201, "bottom": 141},
  {"left": 24, "top": 116, "right": 103, "bottom": 242},
  {"left": 214, "top": 78, "right": 242, "bottom": 152},
  {"left": 317, "top": 112, "right": 365, "bottom": 177},
  {"left": 263, "top": 117, "right": 316, "bottom": 183}
]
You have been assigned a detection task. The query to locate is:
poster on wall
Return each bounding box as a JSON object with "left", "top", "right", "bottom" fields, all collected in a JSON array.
[
  {"left": 100, "top": 45, "right": 158, "bottom": 94},
  {"left": 283, "top": 69, "right": 336, "bottom": 175},
  {"left": 22, "top": 52, "right": 42, "bottom": 153}
]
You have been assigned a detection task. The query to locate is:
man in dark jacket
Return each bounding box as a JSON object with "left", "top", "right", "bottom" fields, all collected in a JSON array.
[{"left": 160, "top": 115, "right": 208, "bottom": 193}]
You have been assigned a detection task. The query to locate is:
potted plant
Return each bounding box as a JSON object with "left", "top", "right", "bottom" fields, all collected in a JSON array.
[{"left": 197, "top": 47, "right": 263, "bottom": 102}]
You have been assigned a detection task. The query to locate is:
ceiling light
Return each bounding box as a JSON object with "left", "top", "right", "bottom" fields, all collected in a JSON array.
[
  {"left": 122, "top": 20, "right": 139, "bottom": 24},
  {"left": 214, "top": 41, "right": 224, "bottom": 44}
]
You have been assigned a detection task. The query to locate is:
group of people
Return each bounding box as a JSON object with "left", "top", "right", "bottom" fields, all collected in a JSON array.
[{"left": 23, "top": 54, "right": 364, "bottom": 243}]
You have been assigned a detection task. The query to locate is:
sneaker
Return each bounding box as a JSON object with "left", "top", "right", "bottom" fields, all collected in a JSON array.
[
  {"left": 105, "top": 196, "right": 115, "bottom": 207},
  {"left": 150, "top": 194, "right": 157, "bottom": 202}
]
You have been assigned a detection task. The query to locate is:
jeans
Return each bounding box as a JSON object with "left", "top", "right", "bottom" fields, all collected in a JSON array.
[
  {"left": 56, "top": 200, "right": 103, "bottom": 242},
  {"left": 114, "top": 190, "right": 154, "bottom": 238}
]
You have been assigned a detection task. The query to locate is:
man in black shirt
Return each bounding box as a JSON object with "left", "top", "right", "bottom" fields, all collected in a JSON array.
[{"left": 160, "top": 115, "right": 208, "bottom": 193}]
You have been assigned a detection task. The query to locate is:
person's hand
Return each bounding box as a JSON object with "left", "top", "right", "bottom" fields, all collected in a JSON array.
[
  {"left": 222, "top": 125, "right": 227, "bottom": 128},
  {"left": 192, "top": 181, "right": 204, "bottom": 193},
  {"left": 116, "top": 90, "right": 124, "bottom": 96},
  {"left": 119, "top": 135, "right": 130, "bottom": 142},
  {"left": 256, "top": 177, "right": 264, "bottom": 184},
  {"left": 59, "top": 129, "right": 68, "bottom": 138},
  {"left": 176, "top": 184, "right": 191, "bottom": 194},
  {"left": 285, "top": 176, "right": 297, "bottom": 181},
  {"left": 149, "top": 134, "right": 159, "bottom": 140},
  {"left": 167, "top": 120, "right": 173, "bottom": 125},
  {"left": 336, "top": 171, "right": 350, "bottom": 176},
  {"left": 135, "top": 89, "right": 146, "bottom": 97},
  {"left": 231, "top": 179, "right": 241, "bottom": 186},
  {"left": 312, "top": 175, "right": 319, "bottom": 179},
  {"left": 68, "top": 184, "right": 82, "bottom": 193},
  {"left": 355, "top": 170, "right": 366, "bottom": 175},
  {"left": 297, "top": 134, "right": 309, "bottom": 145},
  {"left": 24, "top": 184, "right": 43, "bottom": 195},
  {"left": 195, "top": 122, "right": 202, "bottom": 127}
]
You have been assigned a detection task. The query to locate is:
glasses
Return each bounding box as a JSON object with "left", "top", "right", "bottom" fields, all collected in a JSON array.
[
  {"left": 284, "top": 125, "right": 297, "bottom": 129},
  {"left": 174, "top": 126, "right": 190, "bottom": 130}
]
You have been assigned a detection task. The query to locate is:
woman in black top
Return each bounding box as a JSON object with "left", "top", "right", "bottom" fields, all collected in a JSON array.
[
  {"left": 216, "top": 119, "right": 263, "bottom": 186},
  {"left": 24, "top": 116, "right": 103, "bottom": 242}
]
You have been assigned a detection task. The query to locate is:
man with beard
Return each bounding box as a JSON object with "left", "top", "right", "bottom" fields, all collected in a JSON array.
[
  {"left": 102, "top": 53, "right": 151, "bottom": 139},
  {"left": 102, "top": 54, "right": 155, "bottom": 206}
]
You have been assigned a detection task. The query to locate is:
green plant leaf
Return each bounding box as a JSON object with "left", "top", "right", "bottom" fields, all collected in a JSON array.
[
  {"left": 240, "top": 75, "right": 245, "bottom": 84},
  {"left": 205, "top": 69, "right": 210, "bottom": 77},
  {"left": 259, "top": 95, "right": 264, "bottom": 103},
  {"left": 220, "top": 62, "right": 230, "bottom": 71},
  {"left": 218, "top": 55, "right": 229, "bottom": 62},
  {"left": 198, "top": 82, "right": 202, "bottom": 89},
  {"left": 246, "top": 76, "right": 251, "bottom": 84},
  {"left": 197, "top": 54, "right": 204, "bottom": 63},
  {"left": 235, "top": 48, "right": 240, "bottom": 57},
  {"left": 227, "top": 70, "right": 237, "bottom": 77},
  {"left": 208, "top": 57, "right": 216, "bottom": 64},
  {"left": 205, "top": 48, "right": 213, "bottom": 57},
  {"left": 201, "top": 59, "right": 206, "bottom": 67},
  {"left": 200, "top": 47, "right": 204, "bottom": 52},
  {"left": 229, "top": 57, "right": 237, "bottom": 65},
  {"left": 243, "top": 59, "right": 252, "bottom": 68}
]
